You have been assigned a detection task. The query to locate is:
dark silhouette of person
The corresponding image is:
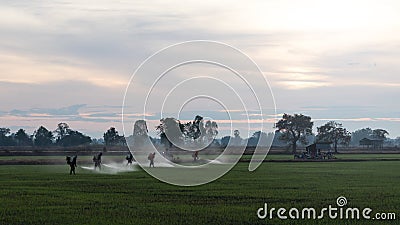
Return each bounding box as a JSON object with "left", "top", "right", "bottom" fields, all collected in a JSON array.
[
  {"left": 126, "top": 153, "right": 134, "bottom": 165},
  {"left": 192, "top": 151, "right": 199, "bottom": 162},
  {"left": 66, "top": 155, "right": 77, "bottom": 175},
  {"left": 93, "top": 152, "right": 102, "bottom": 170},
  {"left": 148, "top": 152, "right": 155, "bottom": 167}
]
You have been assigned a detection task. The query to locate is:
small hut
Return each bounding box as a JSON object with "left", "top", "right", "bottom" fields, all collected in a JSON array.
[
  {"left": 359, "top": 138, "right": 384, "bottom": 149},
  {"left": 305, "top": 142, "right": 332, "bottom": 158}
]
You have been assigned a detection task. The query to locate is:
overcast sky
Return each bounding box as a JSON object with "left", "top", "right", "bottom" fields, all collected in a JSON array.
[{"left": 1, "top": 0, "right": 399, "bottom": 138}]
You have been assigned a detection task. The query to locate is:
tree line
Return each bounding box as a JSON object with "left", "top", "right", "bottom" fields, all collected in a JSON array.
[
  {"left": 0, "top": 113, "right": 398, "bottom": 151},
  {"left": 219, "top": 114, "right": 395, "bottom": 153},
  {"left": 0, "top": 122, "right": 125, "bottom": 147},
  {"left": 274, "top": 113, "right": 392, "bottom": 153}
]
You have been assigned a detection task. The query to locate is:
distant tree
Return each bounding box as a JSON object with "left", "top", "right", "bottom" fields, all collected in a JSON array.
[
  {"left": 247, "top": 132, "right": 257, "bottom": 147},
  {"left": 271, "top": 131, "right": 288, "bottom": 147},
  {"left": 0, "top": 128, "right": 10, "bottom": 137},
  {"left": 57, "top": 130, "right": 91, "bottom": 147},
  {"left": 54, "top": 122, "right": 71, "bottom": 143},
  {"left": 231, "top": 130, "right": 242, "bottom": 146},
  {"left": 133, "top": 120, "right": 148, "bottom": 136},
  {"left": 54, "top": 123, "right": 92, "bottom": 147},
  {"left": 119, "top": 136, "right": 127, "bottom": 146},
  {"left": 185, "top": 115, "right": 205, "bottom": 141},
  {"left": 103, "top": 127, "right": 120, "bottom": 145},
  {"left": 210, "top": 139, "right": 221, "bottom": 147},
  {"left": 103, "top": 127, "right": 124, "bottom": 146},
  {"left": 275, "top": 113, "right": 313, "bottom": 153},
  {"left": 247, "top": 131, "right": 272, "bottom": 147},
  {"left": 317, "top": 121, "right": 351, "bottom": 153},
  {"left": 0, "top": 128, "right": 15, "bottom": 146},
  {"left": 33, "top": 126, "right": 53, "bottom": 146},
  {"left": 395, "top": 137, "right": 400, "bottom": 147},
  {"left": 351, "top": 128, "right": 389, "bottom": 146},
  {"left": 104, "top": 127, "right": 117, "bottom": 146},
  {"left": 157, "top": 115, "right": 218, "bottom": 149},
  {"left": 351, "top": 128, "right": 373, "bottom": 146},
  {"left": 133, "top": 120, "right": 149, "bottom": 146},
  {"left": 234, "top": 130, "right": 240, "bottom": 138},
  {"left": 14, "top": 129, "right": 32, "bottom": 146},
  {"left": 372, "top": 129, "right": 389, "bottom": 140},
  {"left": 91, "top": 138, "right": 104, "bottom": 145},
  {"left": 204, "top": 120, "right": 218, "bottom": 141},
  {"left": 220, "top": 136, "right": 230, "bottom": 147},
  {"left": 183, "top": 115, "right": 218, "bottom": 144},
  {"left": 156, "top": 118, "right": 183, "bottom": 149}
]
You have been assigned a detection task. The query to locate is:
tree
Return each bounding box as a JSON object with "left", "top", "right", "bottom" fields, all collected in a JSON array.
[
  {"left": 395, "top": 137, "right": 400, "bottom": 147},
  {"left": 14, "top": 129, "right": 32, "bottom": 146},
  {"left": 351, "top": 128, "right": 389, "bottom": 146},
  {"left": 103, "top": 127, "right": 125, "bottom": 146},
  {"left": 234, "top": 130, "right": 240, "bottom": 138},
  {"left": 54, "top": 123, "right": 92, "bottom": 147},
  {"left": 220, "top": 136, "right": 230, "bottom": 147},
  {"left": 317, "top": 121, "right": 351, "bottom": 153},
  {"left": 181, "top": 115, "right": 214, "bottom": 144},
  {"left": 33, "top": 126, "right": 53, "bottom": 146},
  {"left": 156, "top": 118, "right": 183, "bottom": 149},
  {"left": 133, "top": 120, "right": 148, "bottom": 136},
  {"left": 275, "top": 113, "right": 313, "bottom": 153},
  {"left": 57, "top": 130, "right": 91, "bottom": 147},
  {"left": 372, "top": 129, "right": 389, "bottom": 140},
  {"left": 185, "top": 115, "right": 205, "bottom": 141},
  {"left": 54, "top": 122, "right": 71, "bottom": 143},
  {"left": 0, "top": 128, "right": 15, "bottom": 146},
  {"left": 204, "top": 120, "right": 218, "bottom": 141},
  {"left": 271, "top": 131, "right": 288, "bottom": 147},
  {"left": 91, "top": 138, "right": 105, "bottom": 145},
  {"left": 156, "top": 115, "right": 218, "bottom": 149},
  {"left": 247, "top": 131, "right": 272, "bottom": 147},
  {"left": 231, "top": 130, "right": 242, "bottom": 146},
  {"left": 350, "top": 128, "right": 373, "bottom": 146},
  {"left": 0, "top": 128, "right": 10, "bottom": 137},
  {"left": 133, "top": 120, "right": 149, "bottom": 147}
]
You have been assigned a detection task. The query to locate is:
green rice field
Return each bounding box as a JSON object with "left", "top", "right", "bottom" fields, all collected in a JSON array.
[{"left": 1, "top": 156, "right": 399, "bottom": 224}]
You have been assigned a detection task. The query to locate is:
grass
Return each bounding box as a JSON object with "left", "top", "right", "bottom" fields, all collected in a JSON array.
[{"left": 0, "top": 161, "right": 399, "bottom": 224}]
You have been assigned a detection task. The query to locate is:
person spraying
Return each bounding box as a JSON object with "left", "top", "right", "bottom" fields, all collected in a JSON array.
[
  {"left": 148, "top": 152, "right": 156, "bottom": 167},
  {"left": 192, "top": 151, "right": 199, "bottom": 162},
  {"left": 66, "top": 155, "right": 77, "bottom": 175},
  {"left": 126, "top": 152, "right": 134, "bottom": 165},
  {"left": 93, "top": 152, "right": 102, "bottom": 170}
]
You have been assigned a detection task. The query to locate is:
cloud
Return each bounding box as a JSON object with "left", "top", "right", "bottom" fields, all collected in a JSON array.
[
  {"left": 277, "top": 81, "right": 330, "bottom": 89},
  {"left": 314, "top": 118, "right": 376, "bottom": 122},
  {"left": 0, "top": 6, "right": 43, "bottom": 28},
  {"left": 1, "top": 1, "right": 400, "bottom": 138},
  {"left": 4, "top": 104, "right": 83, "bottom": 118},
  {"left": 0, "top": 52, "right": 128, "bottom": 87}
]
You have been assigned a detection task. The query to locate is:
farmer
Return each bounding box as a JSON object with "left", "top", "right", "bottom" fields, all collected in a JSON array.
[
  {"left": 93, "top": 152, "right": 102, "bottom": 170},
  {"left": 192, "top": 151, "right": 199, "bottom": 162},
  {"left": 126, "top": 152, "right": 134, "bottom": 165},
  {"left": 66, "top": 155, "right": 77, "bottom": 175},
  {"left": 148, "top": 152, "right": 156, "bottom": 167}
]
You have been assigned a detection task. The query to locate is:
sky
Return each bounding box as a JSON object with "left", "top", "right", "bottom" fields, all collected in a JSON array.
[{"left": 0, "top": 0, "right": 399, "bottom": 138}]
